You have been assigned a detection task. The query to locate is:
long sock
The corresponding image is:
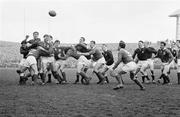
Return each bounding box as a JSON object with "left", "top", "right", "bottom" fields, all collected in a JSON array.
[
  {"left": 75, "top": 73, "right": 80, "bottom": 83},
  {"left": 165, "top": 75, "right": 170, "bottom": 83},
  {"left": 177, "top": 73, "right": 180, "bottom": 84},
  {"left": 32, "top": 74, "right": 38, "bottom": 82},
  {"left": 41, "top": 73, "right": 46, "bottom": 83},
  {"left": 161, "top": 74, "right": 167, "bottom": 84},
  {"left": 142, "top": 76, "right": 145, "bottom": 83},
  {"left": 133, "top": 79, "right": 144, "bottom": 89},
  {"left": 105, "top": 76, "right": 109, "bottom": 83},
  {"left": 48, "top": 74, "right": 51, "bottom": 82},
  {"left": 145, "top": 75, "right": 150, "bottom": 81},
  {"left": 52, "top": 71, "right": 62, "bottom": 83},
  {"left": 94, "top": 71, "right": 102, "bottom": 84},
  {"left": 98, "top": 72, "right": 106, "bottom": 84},
  {"left": 62, "top": 72, "right": 67, "bottom": 82}
]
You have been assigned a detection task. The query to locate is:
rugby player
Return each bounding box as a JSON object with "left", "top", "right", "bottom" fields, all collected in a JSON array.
[
  {"left": 175, "top": 40, "right": 180, "bottom": 84},
  {"left": 132, "top": 41, "right": 151, "bottom": 83},
  {"left": 100, "top": 44, "right": 114, "bottom": 84},
  {"left": 77, "top": 40, "right": 106, "bottom": 85},
  {"left": 16, "top": 41, "right": 62, "bottom": 85},
  {"left": 74, "top": 37, "right": 91, "bottom": 84},
  {"left": 109, "top": 40, "right": 145, "bottom": 90},
  {"left": 144, "top": 41, "right": 157, "bottom": 83},
  {"left": 155, "top": 41, "right": 174, "bottom": 85}
]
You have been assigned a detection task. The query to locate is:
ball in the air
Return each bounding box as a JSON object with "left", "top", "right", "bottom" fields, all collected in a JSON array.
[{"left": 49, "top": 10, "right": 56, "bottom": 17}]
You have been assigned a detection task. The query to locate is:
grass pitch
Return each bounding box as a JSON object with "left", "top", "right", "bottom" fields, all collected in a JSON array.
[{"left": 0, "top": 68, "right": 180, "bottom": 117}]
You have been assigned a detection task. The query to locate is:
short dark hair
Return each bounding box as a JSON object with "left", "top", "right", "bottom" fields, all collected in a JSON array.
[
  {"left": 102, "top": 44, "right": 107, "bottom": 47},
  {"left": 43, "top": 34, "right": 49, "bottom": 38},
  {"left": 80, "top": 37, "right": 85, "bottom": 41},
  {"left": 33, "top": 31, "right": 39, "bottom": 35},
  {"left": 54, "top": 40, "right": 60, "bottom": 43},
  {"left": 119, "top": 40, "right": 126, "bottom": 48},
  {"left": 90, "top": 40, "right": 96, "bottom": 44},
  {"left": 160, "top": 41, "right": 166, "bottom": 46},
  {"left": 139, "top": 40, "right": 144, "bottom": 43},
  {"left": 49, "top": 35, "right": 53, "bottom": 39}
]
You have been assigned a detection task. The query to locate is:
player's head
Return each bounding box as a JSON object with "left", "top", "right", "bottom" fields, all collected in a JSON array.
[
  {"left": 79, "top": 37, "right": 86, "bottom": 44},
  {"left": 144, "top": 41, "right": 150, "bottom": 48},
  {"left": 160, "top": 41, "right": 166, "bottom": 49},
  {"left": 21, "top": 41, "right": 27, "bottom": 48},
  {"left": 102, "top": 44, "right": 107, "bottom": 51},
  {"left": 54, "top": 40, "right": 60, "bottom": 47},
  {"left": 43, "top": 34, "right": 49, "bottom": 43},
  {"left": 118, "top": 40, "right": 126, "bottom": 50},
  {"left": 90, "top": 40, "right": 96, "bottom": 48},
  {"left": 170, "top": 41, "right": 176, "bottom": 48},
  {"left": 33, "top": 31, "right": 39, "bottom": 39},
  {"left": 138, "top": 40, "right": 144, "bottom": 48}
]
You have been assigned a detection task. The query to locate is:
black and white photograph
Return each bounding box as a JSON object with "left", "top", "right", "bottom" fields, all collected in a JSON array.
[{"left": 0, "top": 0, "right": 180, "bottom": 116}]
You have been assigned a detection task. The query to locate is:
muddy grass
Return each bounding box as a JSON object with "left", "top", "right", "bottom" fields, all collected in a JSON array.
[{"left": 0, "top": 68, "right": 180, "bottom": 117}]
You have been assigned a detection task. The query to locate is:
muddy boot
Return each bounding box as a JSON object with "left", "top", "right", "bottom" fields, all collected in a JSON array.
[{"left": 40, "top": 73, "right": 46, "bottom": 85}]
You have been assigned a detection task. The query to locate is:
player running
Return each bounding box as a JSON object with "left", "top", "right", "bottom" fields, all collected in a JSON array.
[
  {"left": 144, "top": 41, "right": 157, "bottom": 83},
  {"left": 100, "top": 44, "right": 114, "bottom": 84},
  {"left": 132, "top": 41, "right": 151, "bottom": 83},
  {"left": 155, "top": 41, "right": 174, "bottom": 85},
  {"left": 109, "top": 40, "right": 145, "bottom": 90}
]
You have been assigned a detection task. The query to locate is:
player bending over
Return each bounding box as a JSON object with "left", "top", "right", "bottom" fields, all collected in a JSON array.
[{"left": 109, "top": 40, "right": 145, "bottom": 90}]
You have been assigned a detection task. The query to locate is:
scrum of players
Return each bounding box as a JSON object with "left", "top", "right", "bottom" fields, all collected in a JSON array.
[{"left": 16, "top": 31, "right": 180, "bottom": 91}]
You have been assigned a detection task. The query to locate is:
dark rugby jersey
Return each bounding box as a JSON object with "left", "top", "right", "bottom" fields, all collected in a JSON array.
[
  {"left": 66, "top": 48, "right": 81, "bottom": 60},
  {"left": 132, "top": 47, "right": 155, "bottom": 60},
  {"left": 146, "top": 47, "right": 157, "bottom": 59},
  {"left": 27, "top": 47, "right": 51, "bottom": 59},
  {"left": 90, "top": 48, "right": 103, "bottom": 62},
  {"left": 20, "top": 46, "right": 29, "bottom": 58},
  {"left": 102, "top": 50, "right": 114, "bottom": 65},
  {"left": 75, "top": 43, "right": 91, "bottom": 59},
  {"left": 155, "top": 48, "right": 174, "bottom": 63},
  {"left": 54, "top": 47, "right": 70, "bottom": 60},
  {"left": 27, "top": 38, "right": 41, "bottom": 49}
]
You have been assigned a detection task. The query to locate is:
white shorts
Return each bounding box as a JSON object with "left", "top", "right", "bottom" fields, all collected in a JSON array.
[
  {"left": 40, "top": 56, "right": 55, "bottom": 73},
  {"left": 161, "top": 61, "right": 174, "bottom": 75},
  {"left": 41, "top": 56, "right": 55, "bottom": 64},
  {"left": 93, "top": 57, "right": 106, "bottom": 67},
  {"left": 53, "top": 60, "right": 67, "bottom": 72},
  {"left": 24, "top": 56, "right": 37, "bottom": 68},
  {"left": 114, "top": 61, "right": 137, "bottom": 74},
  {"left": 78, "top": 56, "right": 92, "bottom": 67},
  {"left": 19, "top": 58, "right": 27, "bottom": 67},
  {"left": 147, "top": 59, "right": 154, "bottom": 70}
]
